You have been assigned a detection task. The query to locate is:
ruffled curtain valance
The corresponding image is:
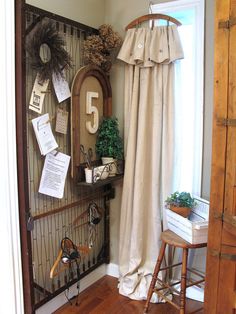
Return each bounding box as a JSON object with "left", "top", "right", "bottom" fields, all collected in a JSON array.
[{"left": 117, "top": 25, "right": 184, "bottom": 67}]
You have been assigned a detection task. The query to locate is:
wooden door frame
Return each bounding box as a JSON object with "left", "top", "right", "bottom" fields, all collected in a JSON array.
[{"left": 15, "top": 0, "right": 35, "bottom": 313}]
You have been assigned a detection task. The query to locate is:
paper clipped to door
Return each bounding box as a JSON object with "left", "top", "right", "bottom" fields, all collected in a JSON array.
[
  {"left": 55, "top": 108, "right": 69, "bottom": 134},
  {"left": 39, "top": 151, "right": 71, "bottom": 199},
  {"left": 52, "top": 71, "right": 71, "bottom": 103},
  {"left": 29, "top": 73, "right": 49, "bottom": 114},
  {"left": 32, "top": 113, "right": 58, "bottom": 156}
]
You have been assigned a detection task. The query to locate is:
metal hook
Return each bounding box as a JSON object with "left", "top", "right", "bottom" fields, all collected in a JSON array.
[{"left": 149, "top": 0, "right": 154, "bottom": 13}]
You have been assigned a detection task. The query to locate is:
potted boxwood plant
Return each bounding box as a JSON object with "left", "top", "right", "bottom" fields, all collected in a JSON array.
[
  {"left": 165, "top": 191, "right": 196, "bottom": 218},
  {"left": 95, "top": 117, "right": 123, "bottom": 176}
]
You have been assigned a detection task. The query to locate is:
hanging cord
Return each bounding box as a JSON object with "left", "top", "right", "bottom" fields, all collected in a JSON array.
[
  {"left": 87, "top": 202, "right": 102, "bottom": 248},
  {"left": 63, "top": 260, "right": 81, "bottom": 306},
  {"left": 60, "top": 237, "right": 81, "bottom": 306},
  {"left": 64, "top": 279, "right": 73, "bottom": 306},
  {"left": 75, "top": 259, "right": 80, "bottom": 306},
  {"left": 88, "top": 202, "right": 102, "bottom": 225},
  {"left": 88, "top": 224, "right": 96, "bottom": 249}
]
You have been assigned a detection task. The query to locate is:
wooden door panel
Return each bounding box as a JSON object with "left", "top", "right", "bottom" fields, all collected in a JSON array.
[
  {"left": 223, "top": 217, "right": 236, "bottom": 239},
  {"left": 223, "top": 153, "right": 236, "bottom": 239},
  {"left": 204, "top": 0, "right": 230, "bottom": 312},
  {"left": 224, "top": 0, "right": 236, "bottom": 238},
  {"left": 217, "top": 246, "right": 236, "bottom": 314},
  {"left": 205, "top": 0, "right": 236, "bottom": 313},
  {"left": 217, "top": 2, "right": 236, "bottom": 313},
  {"left": 222, "top": 185, "right": 236, "bottom": 239},
  {"left": 220, "top": 0, "right": 236, "bottom": 311},
  {"left": 222, "top": 228, "right": 236, "bottom": 247}
]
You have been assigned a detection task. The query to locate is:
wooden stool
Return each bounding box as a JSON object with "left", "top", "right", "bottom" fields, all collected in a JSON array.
[{"left": 144, "top": 230, "right": 207, "bottom": 314}]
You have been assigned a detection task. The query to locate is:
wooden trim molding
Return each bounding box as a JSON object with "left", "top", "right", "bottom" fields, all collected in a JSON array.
[
  {"left": 0, "top": 0, "right": 25, "bottom": 313},
  {"left": 15, "top": 0, "right": 35, "bottom": 313}
]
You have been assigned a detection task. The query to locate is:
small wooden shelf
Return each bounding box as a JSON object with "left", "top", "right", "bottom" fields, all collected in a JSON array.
[{"left": 77, "top": 174, "right": 123, "bottom": 189}]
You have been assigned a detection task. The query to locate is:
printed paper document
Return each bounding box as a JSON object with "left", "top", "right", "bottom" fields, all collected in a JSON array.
[
  {"left": 29, "top": 73, "right": 49, "bottom": 114},
  {"left": 32, "top": 113, "right": 58, "bottom": 156},
  {"left": 52, "top": 72, "right": 71, "bottom": 103},
  {"left": 55, "top": 108, "right": 69, "bottom": 134},
  {"left": 39, "top": 151, "right": 71, "bottom": 199}
]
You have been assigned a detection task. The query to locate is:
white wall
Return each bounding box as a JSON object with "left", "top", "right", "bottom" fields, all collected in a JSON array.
[
  {"left": 104, "top": 0, "right": 149, "bottom": 135},
  {"left": 26, "top": 0, "right": 105, "bottom": 28}
]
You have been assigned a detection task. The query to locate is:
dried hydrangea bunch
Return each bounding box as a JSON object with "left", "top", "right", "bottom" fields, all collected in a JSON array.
[{"left": 83, "top": 24, "right": 122, "bottom": 73}]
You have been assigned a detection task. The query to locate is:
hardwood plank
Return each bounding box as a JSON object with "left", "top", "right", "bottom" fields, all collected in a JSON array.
[
  {"left": 224, "top": 0, "right": 236, "bottom": 238},
  {"left": 217, "top": 247, "right": 236, "bottom": 313},
  {"left": 217, "top": 2, "right": 236, "bottom": 311},
  {"left": 54, "top": 276, "right": 203, "bottom": 314},
  {"left": 204, "top": 0, "right": 230, "bottom": 312},
  {"left": 15, "top": 0, "right": 35, "bottom": 313}
]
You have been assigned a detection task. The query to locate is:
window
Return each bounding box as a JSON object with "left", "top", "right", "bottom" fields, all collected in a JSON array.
[{"left": 151, "top": 0, "right": 205, "bottom": 196}]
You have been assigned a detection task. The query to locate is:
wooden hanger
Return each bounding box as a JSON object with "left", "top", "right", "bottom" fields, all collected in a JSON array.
[
  {"left": 125, "top": 13, "right": 182, "bottom": 31},
  {"left": 72, "top": 204, "right": 104, "bottom": 227},
  {"left": 72, "top": 208, "right": 88, "bottom": 227},
  {"left": 50, "top": 245, "right": 90, "bottom": 279}
]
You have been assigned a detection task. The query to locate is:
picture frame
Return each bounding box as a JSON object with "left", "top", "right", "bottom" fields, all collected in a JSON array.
[{"left": 70, "top": 65, "right": 112, "bottom": 179}]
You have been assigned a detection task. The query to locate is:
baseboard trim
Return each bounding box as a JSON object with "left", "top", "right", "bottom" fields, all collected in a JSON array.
[
  {"left": 36, "top": 264, "right": 106, "bottom": 314},
  {"left": 106, "top": 263, "right": 119, "bottom": 278}
]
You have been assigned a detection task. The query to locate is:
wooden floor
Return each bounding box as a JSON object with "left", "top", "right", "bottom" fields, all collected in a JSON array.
[{"left": 54, "top": 275, "right": 204, "bottom": 314}]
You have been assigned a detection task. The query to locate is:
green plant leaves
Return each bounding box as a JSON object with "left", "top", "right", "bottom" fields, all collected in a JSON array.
[
  {"left": 95, "top": 117, "right": 123, "bottom": 159},
  {"left": 165, "top": 191, "right": 196, "bottom": 209}
]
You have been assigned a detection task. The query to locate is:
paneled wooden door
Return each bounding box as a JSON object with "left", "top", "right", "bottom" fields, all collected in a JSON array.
[{"left": 205, "top": 0, "right": 236, "bottom": 313}]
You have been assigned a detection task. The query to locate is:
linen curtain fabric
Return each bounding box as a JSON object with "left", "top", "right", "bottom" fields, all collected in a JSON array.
[{"left": 117, "top": 25, "right": 184, "bottom": 301}]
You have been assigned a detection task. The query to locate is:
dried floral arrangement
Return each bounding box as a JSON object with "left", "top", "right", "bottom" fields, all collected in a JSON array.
[
  {"left": 83, "top": 24, "right": 122, "bottom": 73},
  {"left": 27, "top": 20, "right": 72, "bottom": 82}
]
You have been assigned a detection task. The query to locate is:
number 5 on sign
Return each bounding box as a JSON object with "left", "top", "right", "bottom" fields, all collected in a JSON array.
[{"left": 86, "top": 91, "right": 99, "bottom": 134}]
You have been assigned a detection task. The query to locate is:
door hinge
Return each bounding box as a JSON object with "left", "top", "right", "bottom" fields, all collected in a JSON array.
[
  {"left": 219, "top": 17, "right": 236, "bottom": 29},
  {"left": 213, "top": 211, "right": 236, "bottom": 229},
  {"left": 216, "top": 118, "right": 236, "bottom": 127},
  {"left": 209, "top": 249, "right": 236, "bottom": 261},
  {"left": 26, "top": 212, "right": 34, "bottom": 231},
  {"left": 213, "top": 211, "right": 223, "bottom": 220}
]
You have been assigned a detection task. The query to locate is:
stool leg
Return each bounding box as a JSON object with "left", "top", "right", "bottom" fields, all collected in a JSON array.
[
  {"left": 143, "top": 242, "right": 167, "bottom": 314},
  {"left": 180, "top": 248, "right": 188, "bottom": 314}
]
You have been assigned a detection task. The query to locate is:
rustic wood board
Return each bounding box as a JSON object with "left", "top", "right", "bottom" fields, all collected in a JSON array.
[{"left": 204, "top": 0, "right": 230, "bottom": 312}]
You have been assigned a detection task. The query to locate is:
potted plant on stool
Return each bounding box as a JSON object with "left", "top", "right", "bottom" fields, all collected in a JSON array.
[
  {"left": 95, "top": 117, "right": 123, "bottom": 176},
  {"left": 165, "top": 191, "right": 196, "bottom": 218}
]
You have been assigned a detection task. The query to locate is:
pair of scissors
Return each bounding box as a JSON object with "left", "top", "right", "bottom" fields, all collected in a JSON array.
[
  {"left": 87, "top": 148, "right": 93, "bottom": 167},
  {"left": 80, "top": 145, "right": 93, "bottom": 169}
]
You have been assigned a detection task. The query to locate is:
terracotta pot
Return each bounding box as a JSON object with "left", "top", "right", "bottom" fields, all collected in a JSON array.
[{"left": 169, "top": 205, "right": 191, "bottom": 218}]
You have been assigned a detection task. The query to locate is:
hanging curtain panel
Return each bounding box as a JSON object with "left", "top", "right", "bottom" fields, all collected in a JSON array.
[{"left": 117, "top": 25, "right": 184, "bottom": 301}]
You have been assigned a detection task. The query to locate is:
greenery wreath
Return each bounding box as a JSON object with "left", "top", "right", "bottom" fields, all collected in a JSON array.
[{"left": 27, "top": 20, "right": 72, "bottom": 82}]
